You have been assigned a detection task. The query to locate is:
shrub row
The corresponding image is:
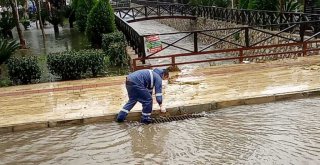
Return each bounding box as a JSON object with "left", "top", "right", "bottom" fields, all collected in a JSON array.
[
  {"left": 7, "top": 56, "right": 41, "bottom": 84},
  {"left": 102, "top": 31, "right": 129, "bottom": 67},
  {"left": 4, "top": 49, "right": 105, "bottom": 85},
  {"left": 47, "top": 49, "right": 105, "bottom": 80},
  {"left": 5, "top": 31, "right": 129, "bottom": 85}
]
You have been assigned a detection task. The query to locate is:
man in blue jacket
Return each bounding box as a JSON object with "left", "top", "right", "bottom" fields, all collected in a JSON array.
[{"left": 116, "top": 68, "right": 169, "bottom": 124}]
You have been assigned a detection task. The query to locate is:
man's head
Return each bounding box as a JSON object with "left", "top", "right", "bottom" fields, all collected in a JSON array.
[
  {"left": 153, "top": 68, "right": 169, "bottom": 80},
  {"left": 162, "top": 69, "right": 169, "bottom": 80}
]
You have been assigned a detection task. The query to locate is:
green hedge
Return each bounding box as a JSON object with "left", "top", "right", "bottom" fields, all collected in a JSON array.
[
  {"left": 102, "top": 31, "right": 129, "bottom": 67},
  {"left": 107, "top": 43, "right": 129, "bottom": 67},
  {"left": 7, "top": 56, "right": 41, "bottom": 84},
  {"left": 47, "top": 50, "right": 105, "bottom": 80},
  {"left": 102, "top": 31, "right": 125, "bottom": 50},
  {"left": 78, "top": 49, "right": 105, "bottom": 77}
]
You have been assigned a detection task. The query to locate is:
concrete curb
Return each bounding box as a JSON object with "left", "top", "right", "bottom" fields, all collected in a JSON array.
[{"left": 1, "top": 89, "right": 319, "bottom": 134}]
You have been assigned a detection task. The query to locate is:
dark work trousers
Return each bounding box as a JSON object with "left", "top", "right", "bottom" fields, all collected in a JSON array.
[{"left": 117, "top": 80, "right": 153, "bottom": 122}]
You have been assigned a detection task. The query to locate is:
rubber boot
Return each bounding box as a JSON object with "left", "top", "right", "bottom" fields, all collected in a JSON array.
[
  {"left": 141, "top": 115, "right": 153, "bottom": 124},
  {"left": 116, "top": 111, "right": 128, "bottom": 122}
]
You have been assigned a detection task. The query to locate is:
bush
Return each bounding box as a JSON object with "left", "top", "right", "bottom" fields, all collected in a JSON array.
[
  {"left": 102, "top": 31, "right": 125, "bottom": 50},
  {"left": 48, "top": 51, "right": 87, "bottom": 80},
  {"left": 7, "top": 57, "right": 41, "bottom": 84},
  {"left": 102, "top": 31, "right": 128, "bottom": 67},
  {"left": 47, "top": 50, "right": 105, "bottom": 80},
  {"left": 0, "top": 78, "right": 11, "bottom": 87},
  {"left": 86, "top": 0, "right": 116, "bottom": 48},
  {"left": 107, "top": 43, "right": 129, "bottom": 67},
  {"left": 78, "top": 49, "right": 105, "bottom": 77}
]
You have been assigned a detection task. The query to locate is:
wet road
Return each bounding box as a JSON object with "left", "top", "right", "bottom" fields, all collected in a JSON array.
[{"left": 1, "top": 97, "right": 320, "bottom": 164}]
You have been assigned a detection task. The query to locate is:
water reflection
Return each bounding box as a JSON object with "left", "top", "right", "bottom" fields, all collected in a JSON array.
[
  {"left": 128, "top": 124, "right": 169, "bottom": 164},
  {"left": 13, "top": 23, "right": 89, "bottom": 56}
]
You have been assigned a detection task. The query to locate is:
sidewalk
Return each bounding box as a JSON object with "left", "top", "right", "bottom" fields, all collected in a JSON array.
[{"left": 1, "top": 55, "right": 320, "bottom": 133}]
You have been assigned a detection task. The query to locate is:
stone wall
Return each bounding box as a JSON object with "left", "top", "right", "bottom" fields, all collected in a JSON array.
[{"left": 157, "top": 18, "right": 309, "bottom": 62}]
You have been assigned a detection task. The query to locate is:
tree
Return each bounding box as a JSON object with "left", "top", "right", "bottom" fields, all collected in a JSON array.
[
  {"left": 85, "top": 0, "right": 115, "bottom": 48},
  {"left": 188, "top": 0, "right": 230, "bottom": 7},
  {"left": 47, "top": 8, "right": 64, "bottom": 35},
  {"left": 214, "top": 0, "right": 230, "bottom": 7},
  {"left": 238, "top": 0, "right": 249, "bottom": 9},
  {"left": 317, "top": 0, "right": 320, "bottom": 8},
  {"left": 278, "top": 0, "right": 301, "bottom": 12},
  {"left": 64, "top": 5, "right": 75, "bottom": 28},
  {"left": 21, "top": 0, "right": 29, "bottom": 18},
  {"left": 238, "top": 0, "right": 278, "bottom": 10},
  {"left": 200, "top": 0, "right": 215, "bottom": 6},
  {"left": 76, "top": 0, "right": 96, "bottom": 32},
  {"left": 8, "top": 0, "right": 27, "bottom": 49},
  {"left": 35, "top": 0, "right": 46, "bottom": 39},
  {"left": 0, "top": 12, "right": 15, "bottom": 38}
]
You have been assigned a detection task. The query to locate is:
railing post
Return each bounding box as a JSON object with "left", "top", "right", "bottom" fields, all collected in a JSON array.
[
  {"left": 145, "top": 6, "right": 148, "bottom": 18},
  {"left": 239, "top": 49, "right": 244, "bottom": 63},
  {"left": 241, "top": 11, "right": 245, "bottom": 24},
  {"left": 247, "top": 12, "right": 251, "bottom": 25},
  {"left": 193, "top": 32, "right": 198, "bottom": 52},
  {"left": 303, "top": 42, "right": 307, "bottom": 56},
  {"left": 119, "top": 10, "right": 122, "bottom": 18},
  {"left": 140, "top": 36, "right": 146, "bottom": 64},
  {"left": 262, "top": 12, "right": 266, "bottom": 25},
  {"left": 132, "top": 59, "right": 137, "bottom": 71},
  {"left": 171, "top": 56, "right": 176, "bottom": 68},
  {"left": 245, "top": 27, "right": 250, "bottom": 47},
  {"left": 300, "top": 22, "right": 306, "bottom": 42}
]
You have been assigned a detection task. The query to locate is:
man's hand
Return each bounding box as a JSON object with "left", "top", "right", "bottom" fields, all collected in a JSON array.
[{"left": 160, "top": 104, "right": 166, "bottom": 113}]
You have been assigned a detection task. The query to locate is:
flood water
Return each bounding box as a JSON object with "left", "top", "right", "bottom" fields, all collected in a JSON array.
[
  {"left": 13, "top": 22, "right": 89, "bottom": 56},
  {"left": 1, "top": 97, "right": 320, "bottom": 164}
]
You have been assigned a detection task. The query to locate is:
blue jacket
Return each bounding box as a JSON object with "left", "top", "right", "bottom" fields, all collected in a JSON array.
[{"left": 127, "top": 69, "right": 164, "bottom": 105}]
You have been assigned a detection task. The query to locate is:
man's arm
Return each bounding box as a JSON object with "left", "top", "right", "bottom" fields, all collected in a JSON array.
[{"left": 154, "top": 75, "right": 163, "bottom": 106}]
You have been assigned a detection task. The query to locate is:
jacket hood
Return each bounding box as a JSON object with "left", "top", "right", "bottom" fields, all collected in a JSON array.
[{"left": 153, "top": 68, "right": 165, "bottom": 78}]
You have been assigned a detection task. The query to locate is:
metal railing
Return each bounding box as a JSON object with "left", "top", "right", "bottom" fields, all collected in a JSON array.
[
  {"left": 128, "top": 1, "right": 320, "bottom": 25},
  {"left": 132, "top": 40, "right": 320, "bottom": 70},
  {"left": 113, "top": 2, "right": 320, "bottom": 70},
  {"left": 115, "top": 16, "right": 145, "bottom": 56}
]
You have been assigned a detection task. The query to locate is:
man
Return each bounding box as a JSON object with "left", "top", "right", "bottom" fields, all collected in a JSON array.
[{"left": 116, "top": 68, "right": 169, "bottom": 124}]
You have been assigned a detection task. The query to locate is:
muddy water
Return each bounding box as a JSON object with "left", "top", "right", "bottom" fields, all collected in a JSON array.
[{"left": 1, "top": 97, "right": 320, "bottom": 164}]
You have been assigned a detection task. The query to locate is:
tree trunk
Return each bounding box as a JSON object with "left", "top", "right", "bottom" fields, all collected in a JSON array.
[
  {"left": 53, "top": 24, "right": 59, "bottom": 34},
  {"left": 7, "top": 30, "right": 14, "bottom": 38},
  {"left": 69, "top": 19, "right": 74, "bottom": 28},
  {"left": 9, "top": 0, "right": 27, "bottom": 49},
  {"left": 23, "top": 0, "right": 29, "bottom": 18},
  {"left": 280, "top": 0, "right": 285, "bottom": 12},
  {"left": 35, "top": 0, "right": 46, "bottom": 39}
]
